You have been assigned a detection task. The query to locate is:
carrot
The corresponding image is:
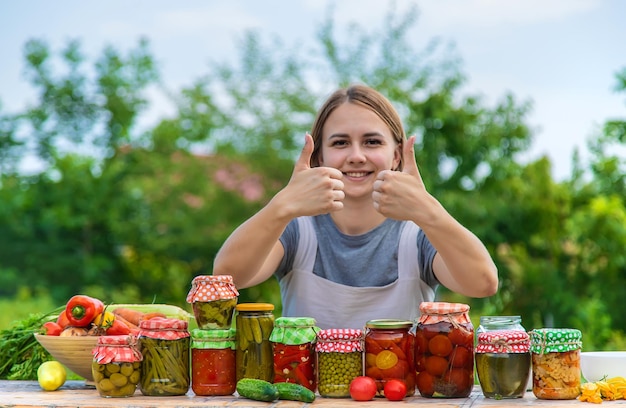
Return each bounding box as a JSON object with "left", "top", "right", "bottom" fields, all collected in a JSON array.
[
  {"left": 140, "top": 312, "right": 167, "bottom": 321},
  {"left": 112, "top": 308, "right": 145, "bottom": 326},
  {"left": 113, "top": 314, "right": 140, "bottom": 335}
]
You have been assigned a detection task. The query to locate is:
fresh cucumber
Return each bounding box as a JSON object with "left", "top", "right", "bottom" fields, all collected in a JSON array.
[
  {"left": 236, "top": 378, "right": 279, "bottom": 402},
  {"left": 274, "top": 382, "right": 316, "bottom": 403}
]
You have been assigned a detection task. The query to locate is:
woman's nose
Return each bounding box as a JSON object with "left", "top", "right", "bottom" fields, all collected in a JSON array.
[{"left": 347, "top": 146, "right": 366, "bottom": 163}]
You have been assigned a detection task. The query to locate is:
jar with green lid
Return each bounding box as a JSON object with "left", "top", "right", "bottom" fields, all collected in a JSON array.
[
  {"left": 138, "top": 317, "right": 190, "bottom": 396},
  {"left": 475, "top": 329, "right": 531, "bottom": 399},
  {"left": 270, "top": 317, "right": 319, "bottom": 391},
  {"left": 530, "top": 328, "right": 582, "bottom": 400},
  {"left": 365, "top": 319, "right": 416, "bottom": 398},
  {"left": 92, "top": 334, "right": 142, "bottom": 398},
  {"left": 186, "top": 275, "right": 239, "bottom": 329},
  {"left": 316, "top": 328, "right": 363, "bottom": 398},
  {"left": 235, "top": 303, "right": 275, "bottom": 382},
  {"left": 191, "top": 328, "right": 236, "bottom": 396}
]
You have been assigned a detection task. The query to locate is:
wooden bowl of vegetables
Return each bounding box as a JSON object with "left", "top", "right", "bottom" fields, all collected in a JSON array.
[{"left": 34, "top": 304, "right": 192, "bottom": 383}]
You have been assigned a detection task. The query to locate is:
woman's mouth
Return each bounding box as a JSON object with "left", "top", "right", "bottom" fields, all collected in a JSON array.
[{"left": 343, "top": 171, "right": 371, "bottom": 178}]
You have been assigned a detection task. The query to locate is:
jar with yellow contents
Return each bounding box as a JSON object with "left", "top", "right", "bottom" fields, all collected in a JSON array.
[
  {"left": 92, "top": 334, "right": 142, "bottom": 398},
  {"left": 364, "top": 319, "right": 416, "bottom": 397}
]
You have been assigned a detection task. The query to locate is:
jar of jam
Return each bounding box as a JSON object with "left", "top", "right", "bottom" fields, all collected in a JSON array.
[
  {"left": 364, "top": 319, "right": 416, "bottom": 398},
  {"left": 138, "top": 317, "right": 190, "bottom": 396},
  {"left": 186, "top": 274, "right": 239, "bottom": 329},
  {"left": 475, "top": 329, "right": 531, "bottom": 399},
  {"left": 235, "top": 303, "right": 275, "bottom": 382},
  {"left": 316, "top": 328, "right": 363, "bottom": 398},
  {"left": 530, "top": 328, "right": 582, "bottom": 400},
  {"left": 415, "top": 302, "right": 474, "bottom": 398},
  {"left": 270, "top": 317, "right": 318, "bottom": 391},
  {"left": 92, "top": 334, "right": 142, "bottom": 398},
  {"left": 191, "top": 328, "right": 236, "bottom": 396}
]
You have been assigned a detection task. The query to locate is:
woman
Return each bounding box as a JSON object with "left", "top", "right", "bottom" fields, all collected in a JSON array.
[{"left": 213, "top": 84, "right": 498, "bottom": 329}]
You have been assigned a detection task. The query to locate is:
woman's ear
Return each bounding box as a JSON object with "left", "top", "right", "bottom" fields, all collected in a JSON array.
[{"left": 393, "top": 143, "right": 402, "bottom": 171}]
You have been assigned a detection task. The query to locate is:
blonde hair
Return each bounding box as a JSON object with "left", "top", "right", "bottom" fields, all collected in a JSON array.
[{"left": 310, "top": 84, "right": 406, "bottom": 170}]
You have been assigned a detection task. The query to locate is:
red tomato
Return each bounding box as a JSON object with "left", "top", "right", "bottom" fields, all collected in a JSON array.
[
  {"left": 425, "top": 355, "right": 449, "bottom": 376},
  {"left": 416, "top": 371, "right": 435, "bottom": 396},
  {"left": 449, "top": 346, "right": 472, "bottom": 368},
  {"left": 384, "top": 379, "right": 407, "bottom": 401},
  {"left": 448, "top": 327, "right": 473, "bottom": 347},
  {"left": 349, "top": 376, "right": 377, "bottom": 401},
  {"left": 428, "top": 334, "right": 453, "bottom": 357},
  {"left": 42, "top": 321, "right": 62, "bottom": 336}
]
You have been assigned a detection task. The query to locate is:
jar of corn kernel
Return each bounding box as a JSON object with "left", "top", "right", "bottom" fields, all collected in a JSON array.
[{"left": 530, "top": 328, "right": 582, "bottom": 400}]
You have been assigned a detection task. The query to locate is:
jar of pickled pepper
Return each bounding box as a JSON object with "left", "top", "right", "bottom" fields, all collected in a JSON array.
[
  {"left": 270, "top": 317, "right": 319, "bottom": 391},
  {"left": 235, "top": 303, "right": 275, "bottom": 382},
  {"left": 92, "top": 334, "right": 142, "bottom": 398},
  {"left": 475, "top": 329, "right": 531, "bottom": 399},
  {"left": 191, "top": 328, "right": 236, "bottom": 396},
  {"left": 186, "top": 275, "right": 239, "bottom": 329},
  {"left": 364, "top": 319, "right": 416, "bottom": 398},
  {"left": 316, "top": 328, "right": 363, "bottom": 398},
  {"left": 415, "top": 302, "right": 474, "bottom": 398},
  {"left": 138, "top": 317, "right": 190, "bottom": 396},
  {"left": 530, "top": 328, "right": 582, "bottom": 400}
]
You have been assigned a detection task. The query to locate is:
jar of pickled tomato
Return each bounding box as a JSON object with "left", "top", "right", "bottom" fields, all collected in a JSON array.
[
  {"left": 530, "top": 328, "right": 582, "bottom": 400},
  {"left": 270, "top": 317, "right": 319, "bottom": 391},
  {"left": 415, "top": 302, "right": 474, "bottom": 398},
  {"left": 316, "top": 328, "right": 363, "bottom": 398},
  {"left": 191, "top": 328, "right": 236, "bottom": 396},
  {"left": 364, "top": 319, "right": 416, "bottom": 398}
]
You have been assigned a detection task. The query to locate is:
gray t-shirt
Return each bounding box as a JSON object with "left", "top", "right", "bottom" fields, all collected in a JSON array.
[{"left": 276, "top": 213, "right": 439, "bottom": 288}]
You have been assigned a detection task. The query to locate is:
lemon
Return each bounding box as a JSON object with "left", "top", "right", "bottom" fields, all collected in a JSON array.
[{"left": 37, "top": 361, "right": 67, "bottom": 391}]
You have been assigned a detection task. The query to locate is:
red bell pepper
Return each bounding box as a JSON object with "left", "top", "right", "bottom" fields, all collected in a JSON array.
[
  {"left": 64, "top": 295, "right": 105, "bottom": 327},
  {"left": 105, "top": 318, "right": 131, "bottom": 335},
  {"left": 42, "top": 321, "right": 63, "bottom": 336}
]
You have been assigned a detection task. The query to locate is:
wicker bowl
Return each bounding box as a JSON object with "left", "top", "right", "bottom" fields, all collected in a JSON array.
[{"left": 34, "top": 333, "right": 99, "bottom": 381}]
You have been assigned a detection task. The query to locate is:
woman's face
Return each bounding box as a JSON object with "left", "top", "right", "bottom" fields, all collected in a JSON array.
[{"left": 319, "top": 102, "right": 401, "bottom": 199}]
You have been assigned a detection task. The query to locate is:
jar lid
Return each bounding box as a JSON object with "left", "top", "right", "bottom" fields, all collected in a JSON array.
[
  {"left": 93, "top": 334, "right": 142, "bottom": 364},
  {"left": 191, "top": 328, "right": 235, "bottom": 349},
  {"left": 236, "top": 303, "right": 275, "bottom": 312},
  {"left": 139, "top": 317, "right": 190, "bottom": 340},
  {"left": 186, "top": 274, "right": 239, "bottom": 303},
  {"left": 476, "top": 330, "right": 530, "bottom": 353},
  {"left": 418, "top": 301, "right": 471, "bottom": 325},
  {"left": 365, "top": 319, "right": 413, "bottom": 329},
  {"left": 316, "top": 328, "right": 363, "bottom": 353},
  {"left": 529, "top": 328, "right": 582, "bottom": 354},
  {"left": 269, "top": 317, "right": 319, "bottom": 345}
]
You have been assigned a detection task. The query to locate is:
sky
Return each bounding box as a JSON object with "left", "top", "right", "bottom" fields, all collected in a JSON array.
[{"left": 1, "top": 0, "right": 625, "bottom": 180}]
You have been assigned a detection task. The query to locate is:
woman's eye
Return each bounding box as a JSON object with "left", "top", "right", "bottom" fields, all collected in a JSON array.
[
  {"left": 365, "top": 138, "right": 382, "bottom": 145},
  {"left": 331, "top": 140, "right": 348, "bottom": 146}
]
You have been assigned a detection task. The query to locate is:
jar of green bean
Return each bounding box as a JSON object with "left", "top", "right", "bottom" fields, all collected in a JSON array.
[
  {"left": 316, "top": 328, "right": 363, "bottom": 398},
  {"left": 138, "top": 317, "right": 190, "bottom": 396}
]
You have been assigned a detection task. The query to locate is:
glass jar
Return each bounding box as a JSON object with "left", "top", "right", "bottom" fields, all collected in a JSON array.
[
  {"left": 530, "top": 328, "right": 582, "bottom": 400},
  {"left": 364, "top": 319, "right": 416, "bottom": 398},
  {"left": 138, "top": 317, "right": 190, "bottom": 396},
  {"left": 475, "top": 329, "right": 531, "bottom": 399},
  {"left": 477, "top": 316, "right": 525, "bottom": 335},
  {"left": 235, "top": 303, "right": 275, "bottom": 382},
  {"left": 186, "top": 274, "right": 239, "bottom": 329},
  {"left": 316, "top": 328, "right": 363, "bottom": 398},
  {"left": 92, "top": 334, "right": 142, "bottom": 398},
  {"left": 191, "top": 328, "right": 236, "bottom": 396},
  {"left": 415, "top": 302, "right": 474, "bottom": 398},
  {"left": 270, "top": 317, "right": 318, "bottom": 391}
]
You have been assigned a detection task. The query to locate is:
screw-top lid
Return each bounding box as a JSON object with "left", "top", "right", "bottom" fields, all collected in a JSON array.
[
  {"left": 235, "top": 302, "right": 275, "bottom": 312},
  {"left": 365, "top": 319, "right": 413, "bottom": 329}
]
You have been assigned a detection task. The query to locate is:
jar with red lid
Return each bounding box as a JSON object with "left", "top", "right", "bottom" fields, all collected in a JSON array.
[
  {"left": 364, "top": 319, "right": 416, "bottom": 398},
  {"left": 270, "top": 317, "right": 318, "bottom": 391},
  {"left": 186, "top": 274, "right": 239, "bottom": 329},
  {"left": 415, "top": 302, "right": 474, "bottom": 398},
  {"left": 138, "top": 317, "right": 190, "bottom": 396},
  {"left": 92, "top": 334, "right": 142, "bottom": 398},
  {"left": 316, "top": 328, "right": 363, "bottom": 398},
  {"left": 191, "top": 328, "right": 236, "bottom": 396},
  {"left": 475, "top": 329, "right": 531, "bottom": 399}
]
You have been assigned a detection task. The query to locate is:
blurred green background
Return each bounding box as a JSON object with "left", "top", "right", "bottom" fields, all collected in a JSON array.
[{"left": 1, "top": 7, "right": 626, "bottom": 352}]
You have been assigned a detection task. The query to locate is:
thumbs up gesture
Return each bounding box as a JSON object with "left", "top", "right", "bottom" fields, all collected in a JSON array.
[
  {"left": 277, "top": 133, "right": 345, "bottom": 217},
  {"left": 372, "top": 135, "right": 432, "bottom": 222}
]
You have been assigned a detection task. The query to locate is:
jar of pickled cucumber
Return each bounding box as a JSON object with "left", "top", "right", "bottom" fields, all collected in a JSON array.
[
  {"left": 364, "top": 319, "right": 416, "bottom": 398},
  {"left": 138, "top": 317, "right": 190, "bottom": 396},
  {"left": 186, "top": 275, "right": 239, "bottom": 330},
  {"left": 235, "top": 303, "right": 275, "bottom": 382},
  {"left": 92, "top": 334, "right": 142, "bottom": 398},
  {"left": 191, "top": 328, "right": 236, "bottom": 396},
  {"left": 316, "top": 328, "right": 363, "bottom": 398},
  {"left": 530, "top": 328, "right": 582, "bottom": 400},
  {"left": 270, "top": 317, "right": 319, "bottom": 391},
  {"left": 477, "top": 316, "right": 525, "bottom": 335},
  {"left": 475, "top": 329, "right": 531, "bottom": 399},
  {"left": 415, "top": 302, "right": 474, "bottom": 398}
]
